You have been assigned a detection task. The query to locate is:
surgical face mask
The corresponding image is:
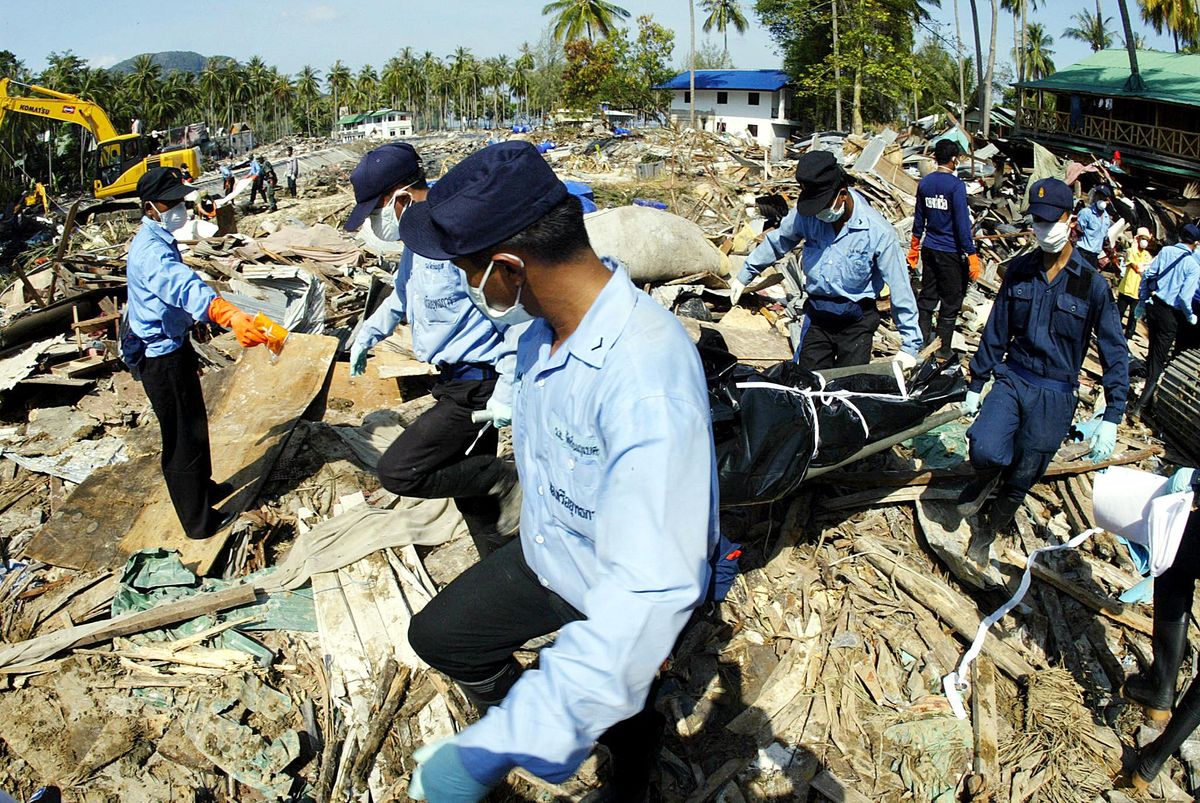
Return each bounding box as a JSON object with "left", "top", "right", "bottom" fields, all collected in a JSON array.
[
  {"left": 154, "top": 202, "right": 188, "bottom": 233},
  {"left": 1032, "top": 219, "right": 1071, "bottom": 253},
  {"left": 466, "top": 257, "right": 534, "bottom": 326},
  {"left": 1138, "top": 238, "right": 1149, "bottom": 250},
  {"left": 367, "top": 186, "right": 414, "bottom": 242},
  {"left": 816, "top": 192, "right": 846, "bottom": 224},
  {"left": 1096, "top": 200, "right": 1108, "bottom": 212}
]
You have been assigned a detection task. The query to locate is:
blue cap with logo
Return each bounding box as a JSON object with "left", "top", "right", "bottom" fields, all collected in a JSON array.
[
  {"left": 398, "top": 141, "right": 569, "bottom": 260},
  {"left": 1026, "top": 178, "right": 1074, "bottom": 222},
  {"left": 345, "top": 143, "right": 423, "bottom": 232}
]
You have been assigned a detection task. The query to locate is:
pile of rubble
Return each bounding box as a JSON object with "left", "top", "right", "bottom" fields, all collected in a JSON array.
[{"left": 0, "top": 123, "right": 1194, "bottom": 802}]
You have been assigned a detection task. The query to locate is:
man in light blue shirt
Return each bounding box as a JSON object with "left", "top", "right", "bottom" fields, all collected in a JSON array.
[
  {"left": 731, "top": 150, "right": 922, "bottom": 370},
  {"left": 1129, "top": 224, "right": 1200, "bottom": 419},
  {"left": 345, "top": 143, "right": 520, "bottom": 558},
  {"left": 247, "top": 154, "right": 265, "bottom": 208},
  {"left": 400, "top": 142, "right": 718, "bottom": 802},
  {"left": 1074, "top": 184, "right": 1113, "bottom": 268}
]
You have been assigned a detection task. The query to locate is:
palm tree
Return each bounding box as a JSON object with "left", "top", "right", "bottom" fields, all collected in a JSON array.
[
  {"left": 327, "top": 60, "right": 352, "bottom": 129},
  {"left": 1140, "top": 0, "right": 1200, "bottom": 50},
  {"left": 355, "top": 65, "right": 380, "bottom": 111},
  {"left": 272, "top": 73, "right": 294, "bottom": 138},
  {"left": 199, "top": 60, "right": 222, "bottom": 132},
  {"left": 1001, "top": 0, "right": 1043, "bottom": 120},
  {"left": 295, "top": 66, "right": 321, "bottom": 136},
  {"left": 382, "top": 56, "right": 405, "bottom": 109},
  {"left": 419, "top": 52, "right": 441, "bottom": 129},
  {"left": 700, "top": 0, "right": 749, "bottom": 59},
  {"left": 541, "top": 0, "right": 631, "bottom": 42},
  {"left": 1022, "top": 23, "right": 1056, "bottom": 80},
  {"left": 127, "top": 54, "right": 162, "bottom": 125},
  {"left": 1063, "top": 3, "right": 1115, "bottom": 51},
  {"left": 511, "top": 48, "right": 535, "bottom": 123},
  {"left": 1114, "top": 0, "right": 1145, "bottom": 90}
]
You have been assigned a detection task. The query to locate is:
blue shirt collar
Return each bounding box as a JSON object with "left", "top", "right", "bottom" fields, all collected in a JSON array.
[
  {"left": 834, "top": 188, "right": 872, "bottom": 233},
  {"left": 539, "top": 257, "right": 636, "bottom": 372},
  {"left": 140, "top": 216, "right": 179, "bottom": 248}
]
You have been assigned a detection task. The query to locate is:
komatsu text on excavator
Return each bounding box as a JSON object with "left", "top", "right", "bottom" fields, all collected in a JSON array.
[{"left": 0, "top": 77, "right": 201, "bottom": 199}]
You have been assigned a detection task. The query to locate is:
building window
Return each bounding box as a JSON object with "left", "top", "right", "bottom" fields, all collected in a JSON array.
[
  {"left": 747, "top": 124, "right": 759, "bottom": 137},
  {"left": 748, "top": 92, "right": 760, "bottom": 106},
  {"left": 717, "top": 91, "right": 728, "bottom": 105},
  {"left": 683, "top": 90, "right": 691, "bottom": 103}
]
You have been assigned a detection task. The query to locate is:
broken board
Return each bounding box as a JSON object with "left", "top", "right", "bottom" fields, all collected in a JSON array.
[{"left": 25, "top": 333, "right": 338, "bottom": 575}]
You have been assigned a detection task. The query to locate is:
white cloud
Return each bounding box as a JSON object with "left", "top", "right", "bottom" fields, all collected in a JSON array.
[
  {"left": 90, "top": 54, "right": 120, "bottom": 69},
  {"left": 303, "top": 4, "right": 339, "bottom": 22}
]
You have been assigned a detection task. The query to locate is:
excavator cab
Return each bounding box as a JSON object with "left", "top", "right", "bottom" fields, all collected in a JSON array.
[{"left": 95, "top": 135, "right": 147, "bottom": 196}]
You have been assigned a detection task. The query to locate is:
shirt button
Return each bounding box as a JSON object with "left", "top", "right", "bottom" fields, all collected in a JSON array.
[
  {"left": 567, "top": 458, "right": 576, "bottom": 469},
  {"left": 539, "top": 576, "right": 550, "bottom": 587},
  {"left": 535, "top": 535, "right": 545, "bottom": 544},
  {"left": 537, "top": 485, "right": 544, "bottom": 495},
  {"left": 537, "top": 379, "right": 546, "bottom": 388}
]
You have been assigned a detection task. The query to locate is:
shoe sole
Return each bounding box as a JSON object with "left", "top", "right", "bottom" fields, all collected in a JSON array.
[{"left": 1121, "top": 684, "right": 1172, "bottom": 725}]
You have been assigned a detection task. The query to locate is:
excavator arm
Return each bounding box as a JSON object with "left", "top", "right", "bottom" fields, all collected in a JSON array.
[{"left": 0, "top": 77, "right": 121, "bottom": 143}]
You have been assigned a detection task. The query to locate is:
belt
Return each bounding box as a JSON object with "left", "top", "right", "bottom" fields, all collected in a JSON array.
[
  {"left": 438, "top": 362, "right": 498, "bottom": 381},
  {"left": 1006, "top": 362, "right": 1076, "bottom": 394}
]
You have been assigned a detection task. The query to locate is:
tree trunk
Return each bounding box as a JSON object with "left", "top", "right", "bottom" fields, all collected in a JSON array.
[
  {"left": 851, "top": 65, "right": 863, "bottom": 135},
  {"left": 954, "top": 0, "right": 966, "bottom": 111},
  {"left": 832, "top": 0, "right": 843, "bottom": 130},
  {"left": 1115, "top": 0, "right": 1144, "bottom": 90},
  {"left": 968, "top": 0, "right": 985, "bottom": 124},
  {"left": 982, "top": 0, "right": 998, "bottom": 137},
  {"left": 1014, "top": 5, "right": 1024, "bottom": 122},
  {"left": 689, "top": 0, "right": 696, "bottom": 129}
]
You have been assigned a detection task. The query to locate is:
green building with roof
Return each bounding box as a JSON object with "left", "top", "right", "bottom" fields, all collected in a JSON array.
[{"left": 1014, "top": 49, "right": 1200, "bottom": 183}]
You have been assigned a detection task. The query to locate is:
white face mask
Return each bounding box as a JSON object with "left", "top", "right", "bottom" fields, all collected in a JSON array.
[
  {"left": 1096, "top": 200, "right": 1108, "bottom": 212},
  {"left": 1032, "top": 219, "right": 1071, "bottom": 253},
  {"left": 153, "top": 202, "right": 188, "bottom": 233},
  {"left": 816, "top": 192, "right": 846, "bottom": 224},
  {"left": 466, "top": 257, "right": 534, "bottom": 326},
  {"left": 1138, "top": 238, "right": 1149, "bottom": 249},
  {"left": 367, "top": 186, "right": 414, "bottom": 242}
]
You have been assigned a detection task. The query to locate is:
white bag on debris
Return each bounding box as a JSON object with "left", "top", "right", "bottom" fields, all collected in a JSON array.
[
  {"left": 1094, "top": 466, "right": 1194, "bottom": 577},
  {"left": 585, "top": 205, "right": 729, "bottom": 283}
]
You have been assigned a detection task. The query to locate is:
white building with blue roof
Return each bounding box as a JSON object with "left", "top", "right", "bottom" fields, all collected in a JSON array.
[{"left": 654, "top": 69, "right": 799, "bottom": 147}]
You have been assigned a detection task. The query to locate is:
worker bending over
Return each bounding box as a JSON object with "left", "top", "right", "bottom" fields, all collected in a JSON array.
[
  {"left": 1074, "top": 184, "right": 1113, "bottom": 269},
  {"left": 908, "top": 139, "right": 981, "bottom": 359},
  {"left": 1127, "top": 223, "right": 1200, "bottom": 421},
  {"left": 123, "top": 167, "right": 272, "bottom": 539},
  {"left": 957, "top": 178, "right": 1129, "bottom": 562},
  {"left": 731, "top": 150, "right": 922, "bottom": 370},
  {"left": 400, "top": 142, "right": 718, "bottom": 801},
  {"left": 345, "top": 143, "right": 520, "bottom": 558},
  {"left": 1124, "top": 466, "right": 1200, "bottom": 791}
]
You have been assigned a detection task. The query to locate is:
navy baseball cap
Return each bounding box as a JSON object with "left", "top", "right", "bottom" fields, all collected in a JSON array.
[
  {"left": 793, "top": 150, "right": 847, "bottom": 216},
  {"left": 137, "top": 167, "right": 191, "bottom": 204},
  {"left": 1094, "top": 184, "right": 1113, "bottom": 198},
  {"left": 1181, "top": 223, "right": 1200, "bottom": 244},
  {"left": 1026, "top": 178, "right": 1074, "bottom": 221},
  {"left": 397, "top": 141, "right": 569, "bottom": 260},
  {"left": 345, "top": 143, "right": 423, "bottom": 232}
]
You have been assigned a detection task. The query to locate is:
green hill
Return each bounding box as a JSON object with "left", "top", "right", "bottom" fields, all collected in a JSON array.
[{"left": 108, "top": 51, "right": 233, "bottom": 75}]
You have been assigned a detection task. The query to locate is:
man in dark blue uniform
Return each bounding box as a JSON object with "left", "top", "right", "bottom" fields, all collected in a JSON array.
[
  {"left": 956, "top": 178, "right": 1129, "bottom": 562},
  {"left": 908, "top": 139, "right": 982, "bottom": 359}
]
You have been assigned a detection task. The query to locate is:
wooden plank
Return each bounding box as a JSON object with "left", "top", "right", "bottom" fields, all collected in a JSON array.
[
  {"left": 24, "top": 334, "right": 338, "bottom": 574},
  {"left": 49, "top": 355, "right": 118, "bottom": 378},
  {"left": 726, "top": 612, "right": 822, "bottom": 740},
  {"left": 970, "top": 658, "right": 999, "bottom": 800}
]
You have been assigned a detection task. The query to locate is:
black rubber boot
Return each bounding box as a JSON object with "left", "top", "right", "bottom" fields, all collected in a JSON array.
[
  {"left": 956, "top": 468, "right": 1003, "bottom": 519},
  {"left": 1124, "top": 620, "right": 1189, "bottom": 724},
  {"left": 457, "top": 659, "right": 523, "bottom": 712},
  {"left": 597, "top": 707, "right": 665, "bottom": 803},
  {"left": 966, "top": 496, "right": 1020, "bottom": 564},
  {"left": 1133, "top": 672, "right": 1200, "bottom": 787},
  {"left": 934, "top": 318, "right": 957, "bottom": 360}
]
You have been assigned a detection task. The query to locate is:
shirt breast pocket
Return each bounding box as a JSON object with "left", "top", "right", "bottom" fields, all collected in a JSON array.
[
  {"left": 1008, "top": 283, "right": 1033, "bottom": 333},
  {"left": 1050, "top": 293, "right": 1089, "bottom": 340},
  {"left": 417, "top": 267, "right": 464, "bottom": 324}
]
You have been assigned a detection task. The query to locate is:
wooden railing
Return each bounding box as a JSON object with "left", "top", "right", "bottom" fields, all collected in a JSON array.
[{"left": 1018, "top": 107, "right": 1200, "bottom": 161}]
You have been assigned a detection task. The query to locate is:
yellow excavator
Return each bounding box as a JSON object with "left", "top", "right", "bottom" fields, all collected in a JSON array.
[{"left": 0, "top": 77, "right": 201, "bottom": 199}]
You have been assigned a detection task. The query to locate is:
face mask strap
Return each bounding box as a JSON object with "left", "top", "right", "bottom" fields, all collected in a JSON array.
[{"left": 476, "top": 255, "right": 525, "bottom": 315}]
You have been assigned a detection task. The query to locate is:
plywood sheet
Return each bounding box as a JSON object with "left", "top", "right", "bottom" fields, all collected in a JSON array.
[{"left": 25, "top": 334, "right": 337, "bottom": 575}]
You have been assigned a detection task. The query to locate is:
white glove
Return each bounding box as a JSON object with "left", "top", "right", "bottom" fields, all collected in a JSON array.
[
  {"left": 483, "top": 395, "right": 512, "bottom": 429},
  {"left": 961, "top": 390, "right": 981, "bottom": 417},
  {"left": 895, "top": 350, "right": 918, "bottom": 370},
  {"left": 729, "top": 278, "right": 746, "bottom": 306},
  {"left": 1189, "top": 313, "right": 1198, "bottom": 326},
  {"left": 349, "top": 341, "right": 369, "bottom": 376}
]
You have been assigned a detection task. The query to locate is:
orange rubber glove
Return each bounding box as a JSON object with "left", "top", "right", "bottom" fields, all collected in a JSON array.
[
  {"left": 967, "top": 253, "right": 982, "bottom": 281},
  {"left": 208, "top": 297, "right": 269, "bottom": 348},
  {"left": 906, "top": 236, "right": 921, "bottom": 271}
]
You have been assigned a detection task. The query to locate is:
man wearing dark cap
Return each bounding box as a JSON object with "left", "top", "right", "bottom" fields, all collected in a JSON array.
[
  {"left": 956, "top": 177, "right": 1129, "bottom": 562},
  {"left": 733, "top": 149, "right": 923, "bottom": 370},
  {"left": 125, "top": 167, "right": 273, "bottom": 540},
  {"left": 1075, "top": 184, "right": 1114, "bottom": 268},
  {"left": 398, "top": 141, "right": 718, "bottom": 802},
  {"left": 908, "top": 138, "right": 981, "bottom": 359},
  {"left": 344, "top": 142, "right": 521, "bottom": 559},
  {"left": 1127, "top": 223, "right": 1200, "bottom": 420}
]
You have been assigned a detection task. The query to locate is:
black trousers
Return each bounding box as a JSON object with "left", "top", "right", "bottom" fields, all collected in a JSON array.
[
  {"left": 798, "top": 303, "right": 881, "bottom": 371},
  {"left": 140, "top": 342, "right": 220, "bottom": 539},
  {"left": 1175, "top": 304, "right": 1200, "bottom": 354},
  {"left": 1137, "top": 300, "right": 1189, "bottom": 412},
  {"left": 1077, "top": 248, "right": 1102, "bottom": 270},
  {"left": 917, "top": 247, "right": 968, "bottom": 358},
  {"left": 408, "top": 539, "right": 664, "bottom": 792},
  {"left": 287, "top": 176, "right": 297, "bottom": 196},
  {"left": 377, "top": 377, "right": 511, "bottom": 557},
  {"left": 1116, "top": 294, "right": 1138, "bottom": 340},
  {"left": 249, "top": 175, "right": 264, "bottom": 205}
]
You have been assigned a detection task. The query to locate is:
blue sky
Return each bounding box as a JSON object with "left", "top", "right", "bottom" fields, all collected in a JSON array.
[{"left": 5, "top": 1, "right": 1180, "bottom": 80}]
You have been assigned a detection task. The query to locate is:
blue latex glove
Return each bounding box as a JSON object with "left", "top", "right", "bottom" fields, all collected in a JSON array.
[
  {"left": 961, "top": 390, "right": 981, "bottom": 417},
  {"left": 408, "top": 740, "right": 489, "bottom": 803},
  {"left": 1133, "top": 301, "right": 1146, "bottom": 320},
  {"left": 1189, "top": 313, "right": 1198, "bottom": 326},
  {"left": 1088, "top": 420, "right": 1118, "bottom": 463},
  {"left": 349, "top": 341, "right": 369, "bottom": 377},
  {"left": 484, "top": 395, "right": 512, "bottom": 429},
  {"left": 1168, "top": 467, "right": 1196, "bottom": 495}
]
